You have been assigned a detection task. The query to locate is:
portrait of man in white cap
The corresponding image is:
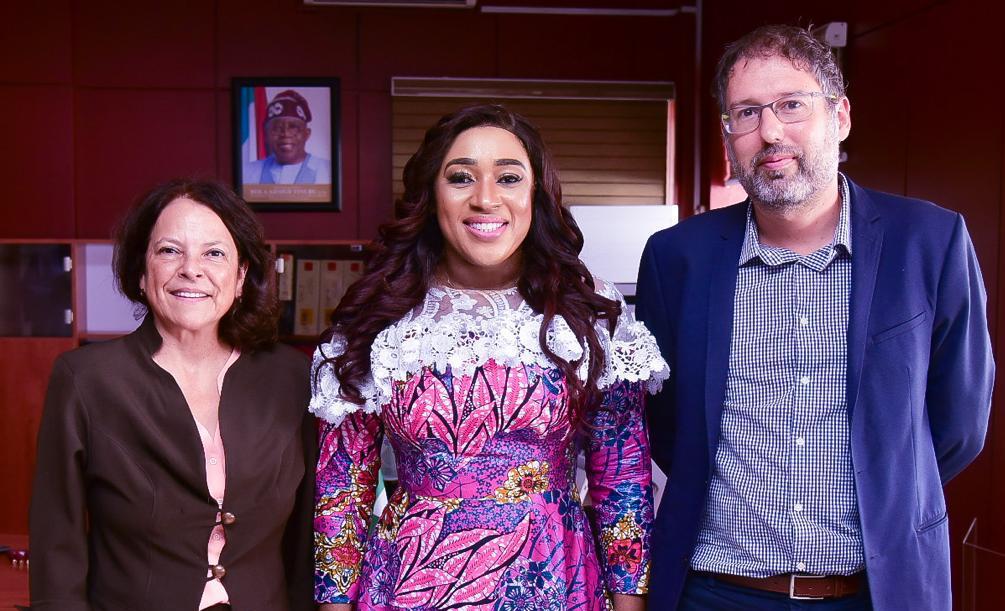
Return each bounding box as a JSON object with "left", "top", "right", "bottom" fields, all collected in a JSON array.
[{"left": 242, "top": 89, "right": 332, "bottom": 185}]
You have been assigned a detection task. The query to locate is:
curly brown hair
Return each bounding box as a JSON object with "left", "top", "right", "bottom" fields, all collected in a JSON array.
[
  {"left": 322, "top": 104, "right": 621, "bottom": 428},
  {"left": 113, "top": 178, "right": 279, "bottom": 351},
  {"left": 714, "top": 24, "right": 847, "bottom": 112}
]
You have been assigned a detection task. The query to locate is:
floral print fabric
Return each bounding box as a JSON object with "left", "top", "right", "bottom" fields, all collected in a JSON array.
[{"left": 312, "top": 283, "right": 668, "bottom": 609}]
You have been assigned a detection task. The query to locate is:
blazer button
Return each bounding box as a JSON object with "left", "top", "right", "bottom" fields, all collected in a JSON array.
[
  {"left": 221, "top": 512, "right": 237, "bottom": 525},
  {"left": 211, "top": 564, "right": 227, "bottom": 579}
]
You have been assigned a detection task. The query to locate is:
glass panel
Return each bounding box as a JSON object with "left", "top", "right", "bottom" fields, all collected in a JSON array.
[
  {"left": 961, "top": 518, "right": 1005, "bottom": 611},
  {"left": 79, "top": 243, "right": 141, "bottom": 336},
  {"left": 272, "top": 243, "right": 368, "bottom": 340},
  {"left": 0, "top": 244, "right": 72, "bottom": 337}
]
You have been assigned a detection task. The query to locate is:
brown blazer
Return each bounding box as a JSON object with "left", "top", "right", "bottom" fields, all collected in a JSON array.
[{"left": 29, "top": 317, "right": 316, "bottom": 611}]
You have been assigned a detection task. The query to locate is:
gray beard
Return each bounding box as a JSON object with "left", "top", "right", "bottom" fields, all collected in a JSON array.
[{"left": 728, "top": 117, "right": 841, "bottom": 211}]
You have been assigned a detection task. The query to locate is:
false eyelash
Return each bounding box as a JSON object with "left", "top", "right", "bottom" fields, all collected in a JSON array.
[{"left": 446, "top": 172, "right": 473, "bottom": 184}]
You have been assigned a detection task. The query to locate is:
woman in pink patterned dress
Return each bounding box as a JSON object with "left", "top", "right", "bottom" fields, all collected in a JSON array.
[{"left": 310, "top": 105, "right": 668, "bottom": 611}]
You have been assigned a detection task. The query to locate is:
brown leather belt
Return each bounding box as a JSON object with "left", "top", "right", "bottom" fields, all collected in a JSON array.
[{"left": 699, "top": 571, "right": 863, "bottom": 600}]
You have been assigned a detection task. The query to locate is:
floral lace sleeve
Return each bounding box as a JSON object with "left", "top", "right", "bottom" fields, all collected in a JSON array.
[
  {"left": 593, "top": 278, "right": 670, "bottom": 393},
  {"left": 585, "top": 380, "right": 654, "bottom": 594},
  {"left": 310, "top": 335, "right": 383, "bottom": 427},
  {"left": 313, "top": 410, "right": 383, "bottom": 603}
]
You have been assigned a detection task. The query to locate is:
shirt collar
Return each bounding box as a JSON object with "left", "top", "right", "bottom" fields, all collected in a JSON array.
[{"left": 738, "top": 172, "right": 853, "bottom": 267}]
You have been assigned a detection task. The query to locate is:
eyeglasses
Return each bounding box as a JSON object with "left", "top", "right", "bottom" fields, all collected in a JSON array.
[{"left": 721, "top": 92, "right": 838, "bottom": 135}]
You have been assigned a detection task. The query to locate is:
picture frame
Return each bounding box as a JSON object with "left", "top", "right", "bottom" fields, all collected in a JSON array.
[{"left": 231, "top": 77, "right": 341, "bottom": 211}]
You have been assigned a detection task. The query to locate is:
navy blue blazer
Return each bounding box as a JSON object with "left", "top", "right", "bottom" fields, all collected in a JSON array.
[{"left": 635, "top": 178, "right": 993, "bottom": 610}]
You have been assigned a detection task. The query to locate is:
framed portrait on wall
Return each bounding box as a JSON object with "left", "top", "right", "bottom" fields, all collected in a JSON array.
[{"left": 231, "top": 77, "right": 341, "bottom": 211}]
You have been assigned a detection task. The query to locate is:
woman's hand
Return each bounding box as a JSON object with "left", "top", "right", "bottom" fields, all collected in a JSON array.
[
  {"left": 319, "top": 604, "right": 354, "bottom": 611},
  {"left": 611, "top": 593, "right": 646, "bottom": 611},
  {"left": 1, "top": 546, "right": 28, "bottom": 571}
]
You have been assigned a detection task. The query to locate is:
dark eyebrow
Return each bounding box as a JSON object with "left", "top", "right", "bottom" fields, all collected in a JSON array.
[
  {"left": 152, "top": 238, "right": 229, "bottom": 250},
  {"left": 443, "top": 157, "right": 527, "bottom": 169},
  {"left": 729, "top": 91, "right": 812, "bottom": 109}
]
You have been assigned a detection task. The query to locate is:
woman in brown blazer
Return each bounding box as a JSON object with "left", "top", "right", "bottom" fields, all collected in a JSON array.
[{"left": 29, "top": 179, "right": 315, "bottom": 611}]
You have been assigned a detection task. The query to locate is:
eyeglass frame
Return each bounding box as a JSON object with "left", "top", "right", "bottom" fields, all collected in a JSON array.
[{"left": 720, "top": 91, "right": 841, "bottom": 135}]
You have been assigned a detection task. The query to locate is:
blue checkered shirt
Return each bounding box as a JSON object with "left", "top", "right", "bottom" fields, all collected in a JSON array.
[{"left": 690, "top": 175, "right": 865, "bottom": 577}]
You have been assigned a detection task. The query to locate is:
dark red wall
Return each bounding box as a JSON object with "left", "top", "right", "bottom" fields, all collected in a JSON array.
[{"left": 0, "top": 0, "right": 695, "bottom": 242}]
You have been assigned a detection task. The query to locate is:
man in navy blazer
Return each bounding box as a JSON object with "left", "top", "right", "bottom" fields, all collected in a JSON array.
[{"left": 636, "top": 25, "right": 993, "bottom": 610}]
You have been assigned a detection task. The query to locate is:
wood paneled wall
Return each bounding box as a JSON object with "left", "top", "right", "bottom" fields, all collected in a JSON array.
[{"left": 0, "top": 1, "right": 695, "bottom": 244}]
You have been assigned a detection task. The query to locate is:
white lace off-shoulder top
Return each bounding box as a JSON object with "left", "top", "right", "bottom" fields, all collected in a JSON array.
[{"left": 309, "top": 277, "right": 669, "bottom": 426}]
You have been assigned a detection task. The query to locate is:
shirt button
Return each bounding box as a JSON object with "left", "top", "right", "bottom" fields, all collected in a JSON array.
[
  {"left": 222, "top": 512, "right": 237, "bottom": 525},
  {"left": 799, "top": 317, "right": 809, "bottom": 326},
  {"left": 211, "top": 564, "right": 226, "bottom": 579},
  {"left": 794, "top": 502, "right": 804, "bottom": 512},
  {"left": 796, "top": 561, "right": 807, "bottom": 571},
  {"left": 208, "top": 456, "right": 219, "bottom": 465},
  {"left": 795, "top": 437, "right": 806, "bottom": 447},
  {"left": 799, "top": 376, "right": 810, "bottom": 385},
  {"left": 212, "top": 533, "right": 222, "bottom": 542}
]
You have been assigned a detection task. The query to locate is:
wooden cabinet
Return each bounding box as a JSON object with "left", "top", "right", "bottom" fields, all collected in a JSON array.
[
  {"left": 0, "top": 241, "right": 76, "bottom": 533},
  {"left": 0, "top": 240, "right": 141, "bottom": 534},
  {"left": 0, "top": 338, "right": 75, "bottom": 534}
]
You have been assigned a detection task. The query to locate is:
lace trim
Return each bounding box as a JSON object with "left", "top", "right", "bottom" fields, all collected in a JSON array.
[{"left": 309, "top": 281, "right": 669, "bottom": 425}]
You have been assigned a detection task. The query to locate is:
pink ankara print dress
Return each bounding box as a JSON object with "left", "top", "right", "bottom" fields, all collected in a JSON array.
[{"left": 309, "top": 281, "right": 669, "bottom": 610}]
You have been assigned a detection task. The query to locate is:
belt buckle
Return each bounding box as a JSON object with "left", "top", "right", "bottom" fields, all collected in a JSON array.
[{"left": 789, "top": 574, "right": 826, "bottom": 600}]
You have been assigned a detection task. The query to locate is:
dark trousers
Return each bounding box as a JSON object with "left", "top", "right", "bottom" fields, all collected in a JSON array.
[{"left": 677, "top": 572, "right": 874, "bottom": 611}]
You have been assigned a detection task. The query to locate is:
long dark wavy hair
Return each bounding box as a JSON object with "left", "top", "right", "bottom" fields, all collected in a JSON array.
[
  {"left": 322, "top": 104, "right": 621, "bottom": 427},
  {"left": 114, "top": 178, "right": 279, "bottom": 351}
]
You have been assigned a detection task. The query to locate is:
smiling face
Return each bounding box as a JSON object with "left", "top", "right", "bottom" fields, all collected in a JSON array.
[
  {"left": 266, "top": 117, "right": 311, "bottom": 165},
  {"left": 724, "top": 55, "right": 850, "bottom": 210},
  {"left": 140, "top": 198, "right": 247, "bottom": 339},
  {"left": 435, "top": 125, "right": 534, "bottom": 289}
]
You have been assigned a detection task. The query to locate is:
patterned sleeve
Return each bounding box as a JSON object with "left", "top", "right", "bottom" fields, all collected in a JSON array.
[
  {"left": 584, "top": 380, "right": 654, "bottom": 595},
  {"left": 314, "top": 410, "right": 384, "bottom": 603}
]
